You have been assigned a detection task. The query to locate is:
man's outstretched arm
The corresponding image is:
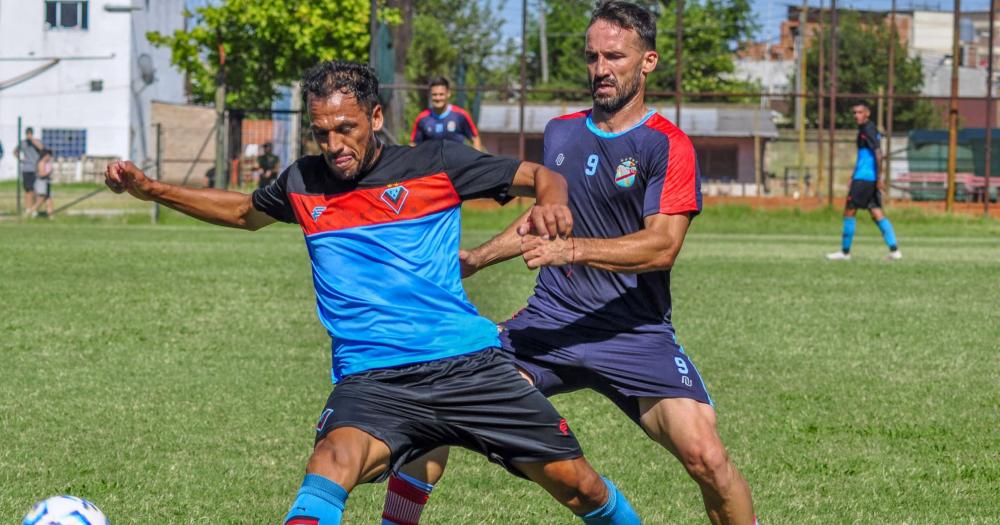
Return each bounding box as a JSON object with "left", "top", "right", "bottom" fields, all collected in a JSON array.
[
  {"left": 105, "top": 160, "right": 275, "bottom": 230},
  {"left": 521, "top": 213, "right": 693, "bottom": 274}
]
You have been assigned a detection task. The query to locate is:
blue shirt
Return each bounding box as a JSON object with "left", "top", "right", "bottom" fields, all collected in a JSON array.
[
  {"left": 521, "top": 109, "right": 702, "bottom": 335},
  {"left": 411, "top": 105, "right": 479, "bottom": 144},
  {"left": 252, "top": 141, "right": 519, "bottom": 382},
  {"left": 854, "top": 121, "right": 881, "bottom": 181}
]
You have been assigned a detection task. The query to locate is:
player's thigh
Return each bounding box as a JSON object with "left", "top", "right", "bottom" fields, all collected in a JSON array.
[
  {"left": 870, "top": 207, "right": 885, "bottom": 221},
  {"left": 637, "top": 397, "right": 724, "bottom": 463},
  {"left": 310, "top": 426, "right": 392, "bottom": 491}
]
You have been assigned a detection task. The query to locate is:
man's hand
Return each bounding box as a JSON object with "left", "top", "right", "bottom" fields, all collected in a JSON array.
[
  {"left": 458, "top": 249, "right": 484, "bottom": 278},
  {"left": 877, "top": 179, "right": 886, "bottom": 192},
  {"left": 106, "top": 160, "right": 156, "bottom": 201},
  {"left": 521, "top": 234, "right": 573, "bottom": 269},
  {"left": 516, "top": 204, "right": 573, "bottom": 240}
]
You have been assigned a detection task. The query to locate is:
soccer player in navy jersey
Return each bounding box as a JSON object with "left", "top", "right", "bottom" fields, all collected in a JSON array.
[
  {"left": 104, "top": 60, "right": 643, "bottom": 525},
  {"left": 382, "top": 2, "right": 757, "bottom": 525},
  {"left": 409, "top": 77, "right": 484, "bottom": 151},
  {"left": 826, "top": 102, "right": 901, "bottom": 261}
]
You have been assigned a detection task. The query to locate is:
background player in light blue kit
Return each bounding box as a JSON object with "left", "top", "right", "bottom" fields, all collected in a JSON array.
[
  {"left": 382, "top": 3, "right": 757, "bottom": 525},
  {"left": 826, "top": 102, "right": 901, "bottom": 261}
]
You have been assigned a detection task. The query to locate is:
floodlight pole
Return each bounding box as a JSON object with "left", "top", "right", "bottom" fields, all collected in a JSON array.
[
  {"left": 946, "top": 0, "right": 961, "bottom": 213},
  {"left": 827, "top": 0, "right": 838, "bottom": 208},
  {"left": 984, "top": 0, "right": 996, "bottom": 215}
]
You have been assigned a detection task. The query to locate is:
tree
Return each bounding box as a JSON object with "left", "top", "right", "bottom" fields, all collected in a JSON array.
[
  {"left": 797, "top": 11, "right": 938, "bottom": 129},
  {"left": 148, "top": 0, "right": 377, "bottom": 109},
  {"left": 524, "top": 0, "right": 758, "bottom": 100}
]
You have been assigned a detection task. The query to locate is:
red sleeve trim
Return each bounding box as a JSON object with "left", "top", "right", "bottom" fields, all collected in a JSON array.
[
  {"left": 452, "top": 106, "right": 479, "bottom": 137},
  {"left": 645, "top": 114, "right": 700, "bottom": 215},
  {"left": 410, "top": 109, "right": 431, "bottom": 142},
  {"left": 554, "top": 109, "right": 591, "bottom": 121}
]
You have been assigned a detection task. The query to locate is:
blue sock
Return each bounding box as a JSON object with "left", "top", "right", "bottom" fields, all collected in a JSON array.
[
  {"left": 283, "top": 474, "right": 348, "bottom": 525},
  {"left": 876, "top": 218, "right": 898, "bottom": 251},
  {"left": 580, "top": 478, "right": 642, "bottom": 525},
  {"left": 841, "top": 216, "right": 856, "bottom": 254}
]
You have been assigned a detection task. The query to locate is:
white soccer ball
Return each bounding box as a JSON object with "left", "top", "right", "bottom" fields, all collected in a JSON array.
[{"left": 21, "top": 495, "right": 109, "bottom": 525}]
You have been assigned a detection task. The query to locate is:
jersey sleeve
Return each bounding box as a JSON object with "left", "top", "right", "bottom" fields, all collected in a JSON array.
[
  {"left": 643, "top": 132, "right": 702, "bottom": 217},
  {"left": 251, "top": 165, "right": 297, "bottom": 223},
  {"left": 440, "top": 140, "right": 518, "bottom": 203},
  {"left": 861, "top": 122, "right": 881, "bottom": 152},
  {"left": 458, "top": 109, "right": 479, "bottom": 139}
]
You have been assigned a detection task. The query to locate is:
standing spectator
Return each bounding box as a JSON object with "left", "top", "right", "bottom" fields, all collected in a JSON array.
[
  {"left": 14, "top": 127, "right": 44, "bottom": 214},
  {"left": 204, "top": 166, "right": 217, "bottom": 188},
  {"left": 29, "top": 149, "right": 54, "bottom": 218},
  {"left": 410, "top": 78, "right": 483, "bottom": 151},
  {"left": 256, "top": 142, "right": 280, "bottom": 188}
]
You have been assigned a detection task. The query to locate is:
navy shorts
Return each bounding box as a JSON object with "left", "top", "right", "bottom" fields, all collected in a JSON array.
[
  {"left": 314, "top": 348, "right": 583, "bottom": 482},
  {"left": 847, "top": 179, "right": 883, "bottom": 209},
  {"left": 501, "top": 311, "right": 713, "bottom": 425},
  {"left": 22, "top": 171, "right": 37, "bottom": 193}
]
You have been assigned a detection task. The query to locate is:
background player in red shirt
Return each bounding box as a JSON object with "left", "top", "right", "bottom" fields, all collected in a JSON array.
[{"left": 409, "top": 77, "right": 484, "bottom": 151}]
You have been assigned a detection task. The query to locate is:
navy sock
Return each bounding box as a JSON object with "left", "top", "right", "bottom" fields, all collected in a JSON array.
[
  {"left": 841, "top": 216, "right": 856, "bottom": 254},
  {"left": 283, "top": 474, "right": 348, "bottom": 525},
  {"left": 580, "top": 477, "right": 642, "bottom": 525}
]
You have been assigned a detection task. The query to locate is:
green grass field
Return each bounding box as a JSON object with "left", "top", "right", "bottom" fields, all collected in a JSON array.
[{"left": 1, "top": 205, "right": 998, "bottom": 524}]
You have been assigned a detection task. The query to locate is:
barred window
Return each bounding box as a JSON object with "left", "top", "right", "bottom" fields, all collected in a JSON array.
[
  {"left": 42, "top": 129, "right": 87, "bottom": 159},
  {"left": 45, "top": 1, "right": 89, "bottom": 30}
]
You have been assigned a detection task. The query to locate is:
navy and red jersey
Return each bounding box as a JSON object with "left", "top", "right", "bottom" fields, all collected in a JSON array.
[
  {"left": 520, "top": 109, "right": 702, "bottom": 335},
  {"left": 251, "top": 141, "right": 518, "bottom": 382},
  {"left": 410, "top": 105, "right": 479, "bottom": 144}
]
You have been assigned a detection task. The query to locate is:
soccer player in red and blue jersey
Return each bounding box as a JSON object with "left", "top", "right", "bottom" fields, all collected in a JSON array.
[
  {"left": 409, "top": 77, "right": 483, "bottom": 151},
  {"left": 104, "top": 60, "right": 643, "bottom": 525},
  {"left": 382, "top": 3, "right": 757, "bottom": 525}
]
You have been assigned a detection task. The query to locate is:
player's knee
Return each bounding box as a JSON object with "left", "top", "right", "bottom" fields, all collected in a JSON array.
[
  {"left": 543, "top": 463, "right": 608, "bottom": 513},
  {"left": 679, "top": 440, "right": 731, "bottom": 487},
  {"left": 308, "top": 436, "right": 361, "bottom": 474}
]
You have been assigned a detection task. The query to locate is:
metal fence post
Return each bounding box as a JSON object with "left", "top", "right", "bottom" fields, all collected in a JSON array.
[
  {"left": 153, "top": 123, "right": 161, "bottom": 224},
  {"left": 15, "top": 116, "right": 22, "bottom": 218}
]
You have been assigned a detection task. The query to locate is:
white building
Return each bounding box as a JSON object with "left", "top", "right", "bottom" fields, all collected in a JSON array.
[{"left": 0, "top": 0, "right": 187, "bottom": 181}]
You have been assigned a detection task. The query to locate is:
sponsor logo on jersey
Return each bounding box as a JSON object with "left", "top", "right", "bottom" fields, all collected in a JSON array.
[
  {"left": 380, "top": 184, "right": 409, "bottom": 215},
  {"left": 555, "top": 153, "right": 565, "bottom": 166},
  {"left": 311, "top": 206, "right": 327, "bottom": 221},
  {"left": 614, "top": 158, "right": 638, "bottom": 188},
  {"left": 435, "top": 123, "right": 444, "bottom": 133},
  {"left": 447, "top": 120, "right": 457, "bottom": 132}
]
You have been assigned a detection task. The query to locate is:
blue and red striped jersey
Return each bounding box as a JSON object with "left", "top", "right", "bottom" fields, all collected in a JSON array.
[
  {"left": 251, "top": 141, "right": 519, "bottom": 382},
  {"left": 522, "top": 109, "right": 702, "bottom": 334},
  {"left": 410, "top": 105, "right": 479, "bottom": 144}
]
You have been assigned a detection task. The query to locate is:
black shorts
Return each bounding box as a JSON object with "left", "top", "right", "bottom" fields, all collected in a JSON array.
[
  {"left": 847, "top": 180, "right": 882, "bottom": 209},
  {"left": 314, "top": 348, "right": 583, "bottom": 482},
  {"left": 22, "top": 172, "right": 37, "bottom": 193}
]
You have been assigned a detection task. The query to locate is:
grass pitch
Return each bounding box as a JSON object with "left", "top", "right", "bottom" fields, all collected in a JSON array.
[{"left": 1, "top": 204, "right": 998, "bottom": 524}]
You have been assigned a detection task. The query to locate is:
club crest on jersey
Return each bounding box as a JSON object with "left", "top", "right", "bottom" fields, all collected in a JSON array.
[
  {"left": 310, "top": 206, "right": 327, "bottom": 221},
  {"left": 380, "top": 184, "right": 409, "bottom": 214},
  {"left": 614, "top": 158, "right": 638, "bottom": 188},
  {"left": 447, "top": 120, "right": 457, "bottom": 132}
]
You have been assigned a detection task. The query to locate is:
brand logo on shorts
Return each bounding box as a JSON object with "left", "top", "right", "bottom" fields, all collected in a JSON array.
[
  {"left": 380, "top": 185, "right": 409, "bottom": 215},
  {"left": 614, "top": 158, "right": 638, "bottom": 188},
  {"left": 311, "top": 206, "right": 326, "bottom": 221},
  {"left": 316, "top": 408, "right": 334, "bottom": 432},
  {"left": 558, "top": 418, "right": 570, "bottom": 436}
]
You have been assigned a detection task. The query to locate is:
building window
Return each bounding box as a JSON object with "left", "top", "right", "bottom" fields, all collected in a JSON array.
[
  {"left": 696, "top": 145, "right": 739, "bottom": 180},
  {"left": 45, "top": 1, "right": 89, "bottom": 30},
  {"left": 42, "top": 129, "right": 87, "bottom": 159}
]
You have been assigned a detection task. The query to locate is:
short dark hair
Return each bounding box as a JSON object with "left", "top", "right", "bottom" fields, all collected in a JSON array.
[
  {"left": 853, "top": 101, "right": 872, "bottom": 112},
  {"left": 25, "top": 127, "right": 34, "bottom": 134},
  {"left": 301, "top": 60, "right": 380, "bottom": 113},
  {"left": 590, "top": 1, "right": 657, "bottom": 51},
  {"left": 427, "top": 77, "right": 450, "bottom": 90}
]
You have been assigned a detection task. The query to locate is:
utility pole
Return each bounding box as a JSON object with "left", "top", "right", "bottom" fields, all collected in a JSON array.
[
  {"left": 984, "top": 0, "right": 996, "bottom": 215},
  {"left": 796, "top": 0, "right": 808, "bottom": 196},
  {"left": 214, "top": 40, "right": 227, "bottom": 190},
  {"left": 946, "top": 0, "right": 961, "bottom": 213},
  {"left": 539, "top": 1, "right": 549, "bottom": 84},
  {"left": 827, "top": 0, "right": 838, "bottom": 207}
]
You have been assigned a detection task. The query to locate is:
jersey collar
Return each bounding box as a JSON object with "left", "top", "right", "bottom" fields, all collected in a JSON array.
[
  {"left": 585, "top": 109, "right": 656, "bottom": 138},
  {"left": 431, "top": 105, "right": 453, "bottom": 120}
]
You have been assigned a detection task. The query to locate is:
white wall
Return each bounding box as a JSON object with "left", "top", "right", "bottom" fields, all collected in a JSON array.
[
  {"left": 0, "top": 0, "right": 186, "bottom": 181},
  {"left": 911, "top": 11, "right": 955, "bottom": 55}
]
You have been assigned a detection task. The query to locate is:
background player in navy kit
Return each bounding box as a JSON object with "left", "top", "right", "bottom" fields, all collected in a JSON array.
[
  {"left": 103, "top": 60, "right": 643, "bottom": 525},
  {"left": 383, "top": 3, "right": 757, "bottom": 525},
  {"left": 826, "top": 102, "right": 901, "bottom": 261},
  {"left": 409, "top": 77, "right": 484, "bottom": 151}
]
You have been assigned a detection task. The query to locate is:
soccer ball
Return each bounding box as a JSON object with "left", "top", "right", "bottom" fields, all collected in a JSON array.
[{"left": 21, "top": 495, "right": 109, "bottom": 525}]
